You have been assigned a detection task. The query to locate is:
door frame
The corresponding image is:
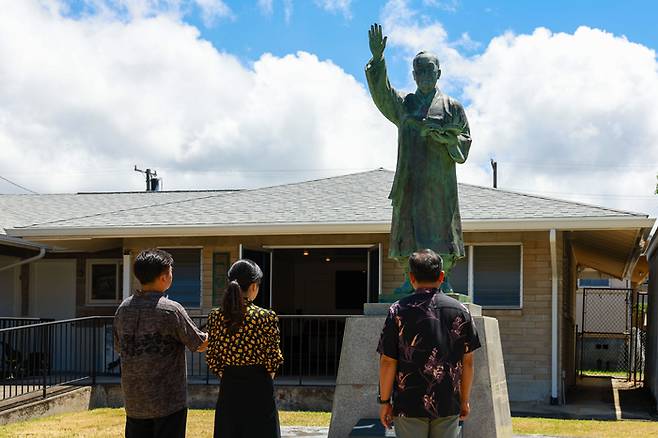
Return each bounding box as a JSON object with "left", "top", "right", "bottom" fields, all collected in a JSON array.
[
  {"left": 239, "top": 244, "right": 273, "bottom": 308},
  {"left": 261, "top": 243, "right": 383, "bottom": 305}
]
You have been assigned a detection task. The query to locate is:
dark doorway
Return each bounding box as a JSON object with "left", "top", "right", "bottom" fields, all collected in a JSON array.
[
  {"left": 271, "top": 248, "right": 368, "bottom": 315},
  {"left": 242, "top": 248, "right": 271, "bottom": 309}
]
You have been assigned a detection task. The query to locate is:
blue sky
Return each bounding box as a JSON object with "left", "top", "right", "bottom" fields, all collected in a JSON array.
[
  {"left": 1, "top": 0, "right": 657, "bottom": 219},
  {"left": 65, "top": 0, "right": 658, "bottom": 93},
  {"left": 174, "top": 0, "right": 658, "bottom": 89}
]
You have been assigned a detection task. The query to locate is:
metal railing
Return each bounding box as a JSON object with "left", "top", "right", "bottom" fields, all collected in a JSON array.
[
  {"left": 0, "top": 318, "right": 53, "bottom": 330},
  {"left": 0, "top": 314, "right": 349, "bottom": 405},
  {"left": 0, "top": 317, "right": 115, "bottom": 404}
]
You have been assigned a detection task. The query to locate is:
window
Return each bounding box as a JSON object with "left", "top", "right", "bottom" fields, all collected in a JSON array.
[
  {"left": 447, "top": 245, "right": 522, "bottom": 308},
  {"left": 473, "top": 245, "right": 522, "bottom": 308},
  {"left": 87, "top": 260, "right": 123, "bottom": 304},
  {"left": 164, "top": 248, "right": 202, "bottom": 308}
]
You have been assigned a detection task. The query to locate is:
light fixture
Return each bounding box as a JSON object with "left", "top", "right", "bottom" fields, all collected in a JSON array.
[
  {"left": 303, "top": 250, "right": 309, "bottom": 256},
  {"left": 325, "top": 257, "right": 331, "bottom": 262}
]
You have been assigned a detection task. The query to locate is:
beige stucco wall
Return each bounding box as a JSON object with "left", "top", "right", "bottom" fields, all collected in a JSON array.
[
  {"left": 123, "top": 230, "right": 561, "bottom": 402},
  {"left": 460, "top": 231, "right": 554, "bottom": 402}
]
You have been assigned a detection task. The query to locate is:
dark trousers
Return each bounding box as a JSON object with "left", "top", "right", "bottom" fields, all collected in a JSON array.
[
  {"left": 214, "top": 365, "right": 280, "bottom": 438},
  {"left": 125, "top": 407, "right": 188, "bottom": 438}
]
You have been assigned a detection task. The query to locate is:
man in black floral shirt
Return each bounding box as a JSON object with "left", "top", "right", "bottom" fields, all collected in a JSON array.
[{"left": 377, "top": 249, "right": 481, "bottom": 437}]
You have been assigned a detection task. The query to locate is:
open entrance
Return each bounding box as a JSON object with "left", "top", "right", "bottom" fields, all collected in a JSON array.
[
  {"left": 240, "top": 245, "right": 382, "bottom": 315},
  {"left": 272, "top": 248, "right": 367, "bottom": 315},
  {"left": 239, "top": 244, "right": 381, "bottom": 384}
]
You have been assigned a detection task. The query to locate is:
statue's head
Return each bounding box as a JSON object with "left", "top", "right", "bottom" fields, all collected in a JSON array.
[{"left": 412, "top": 51, "right": 441, "bottom": 94}]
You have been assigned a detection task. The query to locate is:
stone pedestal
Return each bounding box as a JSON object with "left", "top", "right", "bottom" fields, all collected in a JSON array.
[
  {"left": 328, "top": 315, "right": 385, "bottom": 438},
  {"left": 328, "top": 302, "right": 512, "bottom": 438},
  {"left": 464, "top": 315, "right": 513, "bottom": 437}
]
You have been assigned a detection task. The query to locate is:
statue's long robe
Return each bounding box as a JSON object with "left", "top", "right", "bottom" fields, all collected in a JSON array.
[{"left": 365, "top": 56, "right": 471, "bottom": 259}]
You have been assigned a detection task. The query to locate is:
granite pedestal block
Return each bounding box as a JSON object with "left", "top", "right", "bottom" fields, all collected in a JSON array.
[{"left": 329, "top": 302, "right": 512, "bottom": 438}]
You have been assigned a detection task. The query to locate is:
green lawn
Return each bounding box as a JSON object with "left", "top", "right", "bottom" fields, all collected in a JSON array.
[{"left": 1, "top": 409, "right": 657, "bottom": 437}]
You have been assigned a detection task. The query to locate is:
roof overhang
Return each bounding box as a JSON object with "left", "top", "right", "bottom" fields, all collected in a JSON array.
[
  {"left": 0, "top": 235, "right": 49, "bottom": 260},
  {"left": 0, "top": 234, "right": 49, "bottom": 251},
  {"left": 5, "top": 216, "right": 654, "bottom": 239},
  {"left": 570, "top": 226, "right": 652, "bottom": 281}
]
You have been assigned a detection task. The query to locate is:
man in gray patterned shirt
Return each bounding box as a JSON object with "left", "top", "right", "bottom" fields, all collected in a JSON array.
[{"left": 114, "top": 249, "right": 208, "bottom": 438}]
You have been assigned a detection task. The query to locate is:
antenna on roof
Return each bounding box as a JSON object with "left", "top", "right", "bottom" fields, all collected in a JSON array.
[
  {"left": 490, "top": 159, "right": 498, "bottom": 189},
  {"left": 134, "top": 166, "right": 161, "bottom": 192}
]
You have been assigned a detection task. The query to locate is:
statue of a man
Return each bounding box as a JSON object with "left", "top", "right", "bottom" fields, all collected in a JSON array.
[{"left": 366, "top": 23, "right": 471, "bottom": 296}]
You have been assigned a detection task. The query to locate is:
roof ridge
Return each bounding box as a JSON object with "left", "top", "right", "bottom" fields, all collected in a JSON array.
[
  {"left": 238, "top": 168, "right": 390, "bottom": 194},
  {"left": 457, "top": 182, "right": 648, "bottom": 217}
]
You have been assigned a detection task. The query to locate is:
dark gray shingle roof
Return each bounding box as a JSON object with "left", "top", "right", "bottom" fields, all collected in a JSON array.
[{"left": 0, "top": 169, "right": 647, "bottom": 232}]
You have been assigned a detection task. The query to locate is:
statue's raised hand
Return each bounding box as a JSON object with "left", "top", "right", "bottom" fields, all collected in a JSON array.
[{"left": 369, "top": 23, "right": 387, "bottom": 60}]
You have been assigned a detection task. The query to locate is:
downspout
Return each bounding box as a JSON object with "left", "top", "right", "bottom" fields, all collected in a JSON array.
[
  {"left": 549, "top": 229, "right": 559, "bottom": 404},
  {"left": 0, "top": 248, "right": 46, "bottom": 272}
]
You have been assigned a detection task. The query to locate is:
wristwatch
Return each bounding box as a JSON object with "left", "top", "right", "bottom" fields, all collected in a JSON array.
[{"left": 377, "top": 395, "right": 391, "bottom": 404}]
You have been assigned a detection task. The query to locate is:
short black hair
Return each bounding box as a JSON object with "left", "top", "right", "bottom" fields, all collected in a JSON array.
[
  {"left": 133, "top": 249, "right": 173, "bottom": 285},
  {"left": 408, "top": 249, "right": 443, "bottom": 283}
]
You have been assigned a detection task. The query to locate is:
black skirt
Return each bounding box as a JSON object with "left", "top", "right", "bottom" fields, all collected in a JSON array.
[{"left": 214, "top": 365, "right": 281, "bottom": 438}]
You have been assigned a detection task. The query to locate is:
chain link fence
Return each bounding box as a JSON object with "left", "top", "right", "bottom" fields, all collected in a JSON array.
[{"left": 576, "top": 288, "right": 647, "bottom": 383}]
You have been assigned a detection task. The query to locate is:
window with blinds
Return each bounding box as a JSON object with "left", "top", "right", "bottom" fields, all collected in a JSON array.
[
  {"left": 164, "top": 248, "right": 202, "bottom": 308},
  {"left": 473, "top": 245, "right": 522, "bottom": 308}
]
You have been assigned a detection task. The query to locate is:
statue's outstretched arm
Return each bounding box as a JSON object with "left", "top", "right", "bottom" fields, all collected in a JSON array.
[{"left": 365, "top": 23, "right": 403, "bottom": 126}]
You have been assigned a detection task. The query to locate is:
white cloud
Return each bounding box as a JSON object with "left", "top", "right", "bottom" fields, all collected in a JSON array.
[
  {"left": 194, "top": 0, "right": 233, "bottom": 26},
  {"left": 423, "top": 0, "right": 460, "bottom": 13},
  {"left": 315, "top": 0, "right": 352, "bottom": 19},
  {"left": 68, "top": 0, "right": 232, "bottom": 24},
  {"left": 380, "top": 0, "right": 658, "bottom": 217},
  {"left": 257, "top": 0, "right": 274, "bottom": 16},
  {"left": 283, "top": 0, "right": 293, "bottom": 24},
  {"left": 0, "top": 1, "right": 396, "bottom": 193}
]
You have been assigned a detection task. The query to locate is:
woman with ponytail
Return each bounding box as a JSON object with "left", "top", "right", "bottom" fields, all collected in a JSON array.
[{"left": 205, "top": 259, "right": 284, "bottom": 438}]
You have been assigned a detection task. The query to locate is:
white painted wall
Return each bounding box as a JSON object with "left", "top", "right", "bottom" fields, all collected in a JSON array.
[
  {"left": 0, "top": 256, "right": 20, "bottom": 316},
  {"left": 29, "top": 260, "right": 76, "bottom": 320}
]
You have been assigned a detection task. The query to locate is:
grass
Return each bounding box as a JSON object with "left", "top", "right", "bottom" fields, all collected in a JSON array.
[
  {"left": 581, "top": 370, "right": 630, "bottom": 379},
  {"left": 1, "top": 409, "right": 658, "bottom": 437},
  {"left": 0, "top": 409, "right": 331, "bottom": 437},
  {"left": 511, "top": 417, "right": 658, "bottom": 437}
]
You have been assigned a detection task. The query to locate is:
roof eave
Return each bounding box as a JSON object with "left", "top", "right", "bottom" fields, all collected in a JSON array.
[
  {"left": 5, "top": 216, "right": 655, "bottom": 239},
  {"left": 0, "top": 234, "right": 50, "bottom": 251}
]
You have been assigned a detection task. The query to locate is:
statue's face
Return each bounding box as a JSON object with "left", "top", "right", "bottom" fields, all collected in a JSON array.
[{"left": 413, "top": 57, "right": 440, "bottom": 94}]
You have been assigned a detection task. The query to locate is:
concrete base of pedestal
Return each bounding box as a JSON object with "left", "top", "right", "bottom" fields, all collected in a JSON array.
[
  {"left": 463, "top": 315, "right": 513, "bottom": 437},
  {"left": 328, "top": 303, "right": 512, "bottom": 438},
  {"left": 328, "top": 315, "right": 386, "bottom": 438}
]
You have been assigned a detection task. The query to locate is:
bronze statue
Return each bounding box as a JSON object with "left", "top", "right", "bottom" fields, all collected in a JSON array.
[{"left": 366, "top": 23, "right": 471, "bottom": 298}]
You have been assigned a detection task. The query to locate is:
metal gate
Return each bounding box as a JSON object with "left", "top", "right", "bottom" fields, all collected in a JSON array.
[{"left": 576, "top": 288, "right": 647, "bottom": 384}]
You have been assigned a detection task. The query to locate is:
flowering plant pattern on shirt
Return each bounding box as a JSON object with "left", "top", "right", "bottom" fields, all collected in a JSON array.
[{"left": 377, "top": 288, "right": 481, "bottom": 419}]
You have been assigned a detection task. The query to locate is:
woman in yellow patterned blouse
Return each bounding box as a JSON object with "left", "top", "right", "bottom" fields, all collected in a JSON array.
[{"left": 205, "top": 259, "right": 284, "bottom": 438}]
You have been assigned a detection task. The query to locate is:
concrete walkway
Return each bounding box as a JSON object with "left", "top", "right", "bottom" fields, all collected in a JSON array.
[
  {"left": 511, "top": 376, "right": 656, "bottom": 421},
  {"left": 280, "top": 427, "right": 562, "bottom": 437}
]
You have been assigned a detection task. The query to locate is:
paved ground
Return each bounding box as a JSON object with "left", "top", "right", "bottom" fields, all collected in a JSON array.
[
  {"left": 511, "top": 376, "right": 656, "bottom": 421},
  {"left": 281, "top": 427, "right": 562, "bottom": 437}
]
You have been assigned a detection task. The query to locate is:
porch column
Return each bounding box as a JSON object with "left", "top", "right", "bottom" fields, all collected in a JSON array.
[{"left": 123, "top": 252, "right": 131, "bottom": 300}]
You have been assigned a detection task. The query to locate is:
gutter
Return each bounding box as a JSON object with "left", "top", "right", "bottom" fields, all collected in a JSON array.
[
  {"left": 0, "top": 247, "right": 46, "bottom": 272},
  {"left": 0, "top": 235, "right": 49, "bottom": 272},
  {"left": 549, "top": 229, "right": 559, "bottom": 405},
  {"left": 6, "top": 216, "right": 656, "bottom": 239}
]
